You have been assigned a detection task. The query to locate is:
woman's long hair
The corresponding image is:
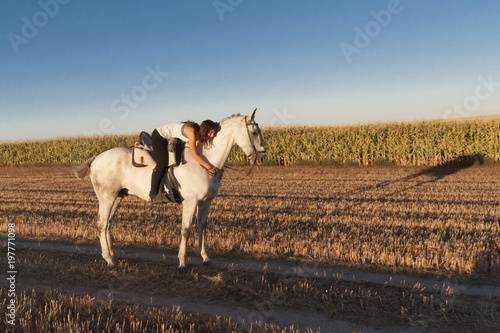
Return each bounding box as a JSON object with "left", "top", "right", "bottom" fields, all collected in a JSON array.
[{"left": 183, "top": 120, "right": 220, "bottom": 148}]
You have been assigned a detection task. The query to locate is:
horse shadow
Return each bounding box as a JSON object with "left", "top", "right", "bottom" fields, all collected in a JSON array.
[{"left": 352, "top": 154, "right": 488, "bottom": 195}]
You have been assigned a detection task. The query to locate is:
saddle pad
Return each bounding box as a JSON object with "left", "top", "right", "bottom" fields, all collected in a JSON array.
[{"left": 132, "top": 143, "right": 155, "bottom": 167}]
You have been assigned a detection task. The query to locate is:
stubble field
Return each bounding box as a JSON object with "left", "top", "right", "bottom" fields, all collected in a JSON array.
[{"left": 1, "top": 165, "right": 499, "bottom": 332}]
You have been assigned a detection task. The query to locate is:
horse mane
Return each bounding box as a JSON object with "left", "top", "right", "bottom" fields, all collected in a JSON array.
[{"left": 219, "top": 113, "right": 243, "bottom": 125}]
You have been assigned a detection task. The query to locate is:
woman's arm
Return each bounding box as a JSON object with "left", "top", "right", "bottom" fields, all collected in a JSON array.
[{"left": 184, "top": 125, "right": 216, "bottom": 172}]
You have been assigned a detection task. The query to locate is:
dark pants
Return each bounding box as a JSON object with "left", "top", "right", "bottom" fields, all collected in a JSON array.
[
  {"left": 150, "top": 129, "right": 169, "bottom": 199},
  {"left": 151, "top": 129, "right": 169, "bottom": 170}
]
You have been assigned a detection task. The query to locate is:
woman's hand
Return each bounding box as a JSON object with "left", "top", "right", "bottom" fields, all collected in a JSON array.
[{"left": 208, "top": 166, "right": 222, "bottom": 179}]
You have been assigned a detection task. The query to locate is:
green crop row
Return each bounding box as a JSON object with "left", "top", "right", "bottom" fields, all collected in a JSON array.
[
  {"left": 0, "top": 135, "right": 137, "bottom": 166},
  {"left": 2, "top": 119, "right": 500, "bottom": 167},
  {"left": 229, "top": 119, "right": 500, "bottom": 166}
]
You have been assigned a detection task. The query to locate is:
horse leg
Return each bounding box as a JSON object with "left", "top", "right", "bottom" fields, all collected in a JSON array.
[
  {"left": 96, "top": 194, "right": 120, "bottom": 267},
  {"left": 197, "top": 201, "right": 211, "bottom": 264},
  {"left": 178, "top": 199, "right": 198, "bottom": 271},
  {"left": 106, "top": 196, "right": 123, "bottom": 261}
]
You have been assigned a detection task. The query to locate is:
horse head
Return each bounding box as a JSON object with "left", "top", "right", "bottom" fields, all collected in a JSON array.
[{"left": 236, "top": 108, "right": 266, "bottom": 165}]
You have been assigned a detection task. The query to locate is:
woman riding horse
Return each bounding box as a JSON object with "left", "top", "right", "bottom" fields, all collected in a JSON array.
[{"left": 150, "top": 120, "right": 221, "bottom": 200}]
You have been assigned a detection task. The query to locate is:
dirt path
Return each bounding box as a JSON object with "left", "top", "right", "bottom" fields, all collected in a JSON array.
[
  {"left": 3, "top": 273, "right": 386, "bottom": 333},
  {"left": 5, "top": 240, "right": 499, "bottom": 332},
  {"left": 8, "top": 240, "right": 499, "bottom": 298},
  {"left": 2, "top": 240, "right": 456, "bottom": 332}
]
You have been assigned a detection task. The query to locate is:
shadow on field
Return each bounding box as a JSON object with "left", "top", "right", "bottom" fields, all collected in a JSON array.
[
  {"left": 352, "top": 154, "right": 489, "bottom": 195},
  {"left": 473, "top": 236, "right": 500, "bottom": 274}
]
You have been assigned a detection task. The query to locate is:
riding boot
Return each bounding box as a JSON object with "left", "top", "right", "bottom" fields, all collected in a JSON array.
[
  {"left": 149, "top": 167, "right": 165, "bottom": 201},
  {"left": 167, "top": 139, "right": 178, "bottom": 167}
]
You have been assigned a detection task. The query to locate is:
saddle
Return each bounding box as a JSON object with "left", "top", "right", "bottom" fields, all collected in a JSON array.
[
  {"left": 132, "top": 131, "right": 185, "bottom": 204},
  {"left": 132, "top": 131, "right": 155, "bottom": 167}
]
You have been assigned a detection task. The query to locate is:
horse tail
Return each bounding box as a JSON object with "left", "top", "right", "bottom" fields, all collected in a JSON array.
[{"left": 72, "top": 156, "right": 96, "bottom": 179}]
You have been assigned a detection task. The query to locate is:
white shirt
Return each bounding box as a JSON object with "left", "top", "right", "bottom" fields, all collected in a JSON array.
[{"left": 155, "top": 123, "right": 189, "bottom": 142}]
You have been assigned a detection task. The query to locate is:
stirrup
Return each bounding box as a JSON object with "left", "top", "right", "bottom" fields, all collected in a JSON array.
[{"left": 151, "top": 191, "right": 168, "bottom": 204}]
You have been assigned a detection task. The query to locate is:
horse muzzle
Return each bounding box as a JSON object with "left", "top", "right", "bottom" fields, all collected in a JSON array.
[{"left": 250, "top": 151, "right": 266, "bottom": 165}]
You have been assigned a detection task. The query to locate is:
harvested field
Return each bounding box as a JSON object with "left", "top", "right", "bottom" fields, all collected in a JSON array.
[{"left": 1, "top": 165, "right": 500, "bottom": 332}]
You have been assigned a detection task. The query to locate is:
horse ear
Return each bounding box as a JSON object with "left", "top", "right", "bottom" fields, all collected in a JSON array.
[{"left": 250, "top": 108, "right": 259, "bottom": 120}]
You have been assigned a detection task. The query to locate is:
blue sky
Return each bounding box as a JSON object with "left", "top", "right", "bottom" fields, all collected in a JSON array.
[{"left": 1, "top": 0, "right": 500, "bottom": 141}]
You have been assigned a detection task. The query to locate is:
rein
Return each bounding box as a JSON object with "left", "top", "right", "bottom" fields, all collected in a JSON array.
[{"left": 223, "top": 164, "right": 255, "bottom": 177}]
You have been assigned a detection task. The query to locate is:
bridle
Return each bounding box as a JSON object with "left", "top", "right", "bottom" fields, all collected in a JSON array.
[
  {"left": 245, "top": 116, "right": 266, "bottom": 166},
  {"left": 223, "top": 117, "right": 265, "bottom": 176}
]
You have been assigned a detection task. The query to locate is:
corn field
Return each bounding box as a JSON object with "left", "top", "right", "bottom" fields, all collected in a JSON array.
[
  {"left": 232, "top": 119, "right": 500, "bottom": 166},
  {"left": 2, "top": 119, "right": 500, "bottom": 167}
]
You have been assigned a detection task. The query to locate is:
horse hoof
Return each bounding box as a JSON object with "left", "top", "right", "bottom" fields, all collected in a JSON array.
[
  {"left": 178, "top": 266, "right": 189, "bottom": 274},
  {"left": 202, "top": 260, "right": 212, "bottom": 266}
]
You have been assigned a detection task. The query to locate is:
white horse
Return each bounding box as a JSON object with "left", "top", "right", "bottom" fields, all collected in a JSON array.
[{"left": 73, "top": 110, "right": 265, "bottom": 271}]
